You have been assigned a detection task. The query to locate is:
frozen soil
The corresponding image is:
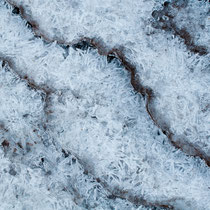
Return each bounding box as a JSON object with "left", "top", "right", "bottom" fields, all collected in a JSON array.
[{"left": 0, "top": 0, "right": 209, "bottom": 209}]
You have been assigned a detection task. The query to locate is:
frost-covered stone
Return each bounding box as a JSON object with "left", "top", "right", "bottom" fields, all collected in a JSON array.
[
  {"left": 0, "top": 0, "right": 210, "bottom": 209},
  {"left": 4, "top": 0, "right": 210, "bottom": 161},
  {"left": 0, "top": 60, "right": 45, "bottom": 148}
]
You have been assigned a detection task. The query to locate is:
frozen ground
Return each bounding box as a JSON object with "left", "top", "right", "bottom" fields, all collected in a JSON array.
[{"left": 0, "top": 0, "right": 209, "bottom": 209}]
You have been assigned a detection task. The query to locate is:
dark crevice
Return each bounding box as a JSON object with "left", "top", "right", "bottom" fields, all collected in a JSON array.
[
  {"left": 62, "top": 148, "right": 174, "bottom": 209},
  {"left": 11, "top": 6, "right": 19, "bottom": 14},
  {"left": 60, "top": 41, "right": 210, "bottom": 167},
  {"left": 151, "top": 0, "right": 208, "bottom": 55},
  {"left": 7, "top": 0, "right": 72, "bottom": 45},
  {"left": 0, "top": 57, "right": 54, "bottom": 125},
  {"left": 2, "top": 140, "right": 10, "bottom": 148}
]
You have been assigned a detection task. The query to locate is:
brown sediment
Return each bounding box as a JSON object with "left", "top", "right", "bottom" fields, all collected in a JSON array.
[
  {"left": 0, "top": 56, "right": 53, "bottom": 95},
  {"left": 0, "top": 123, "right": 17, "bottom": 151},
  {"left": 7, "top": 0, "right": 208, "bottom": 55},
  {"left": 151, "top": 0, "right": 208, "bottom": 55},
  {"left": 0, "top": 57, "right": 55, "bottom": 130},
  {"left": 6, "top": 0, "right": 56, "bottom": 43},
  {"left": 100, "top": 181, "right": 175, "bottom": 209},
  {"left": 0, "top": 57, "right": 172, "bottom": 209},
  {"left": 0, "top": 57, "right": 56, "bottom": 153},
  {"left": 6, "top": 0, "right": 73, "bottom": 45},
  {"left": 61, "top": 148, "right": 175, "bottom": 209},
  {"left": 80, "top": 37, "right": 210, "bottom": 167},
  {"left": 2, "top": 0, "right": 210, "bottom": 208}
]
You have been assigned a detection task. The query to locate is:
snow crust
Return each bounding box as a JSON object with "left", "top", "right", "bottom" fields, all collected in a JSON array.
[
  {"left": 0, "top": 60, "right": 45, "bottom": 148},
  {"left": 6, "top": 0, "right": 210, "bottom": 164},
  {"left": 0, "top": 0, "right": 210, "bottom": 209}
]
